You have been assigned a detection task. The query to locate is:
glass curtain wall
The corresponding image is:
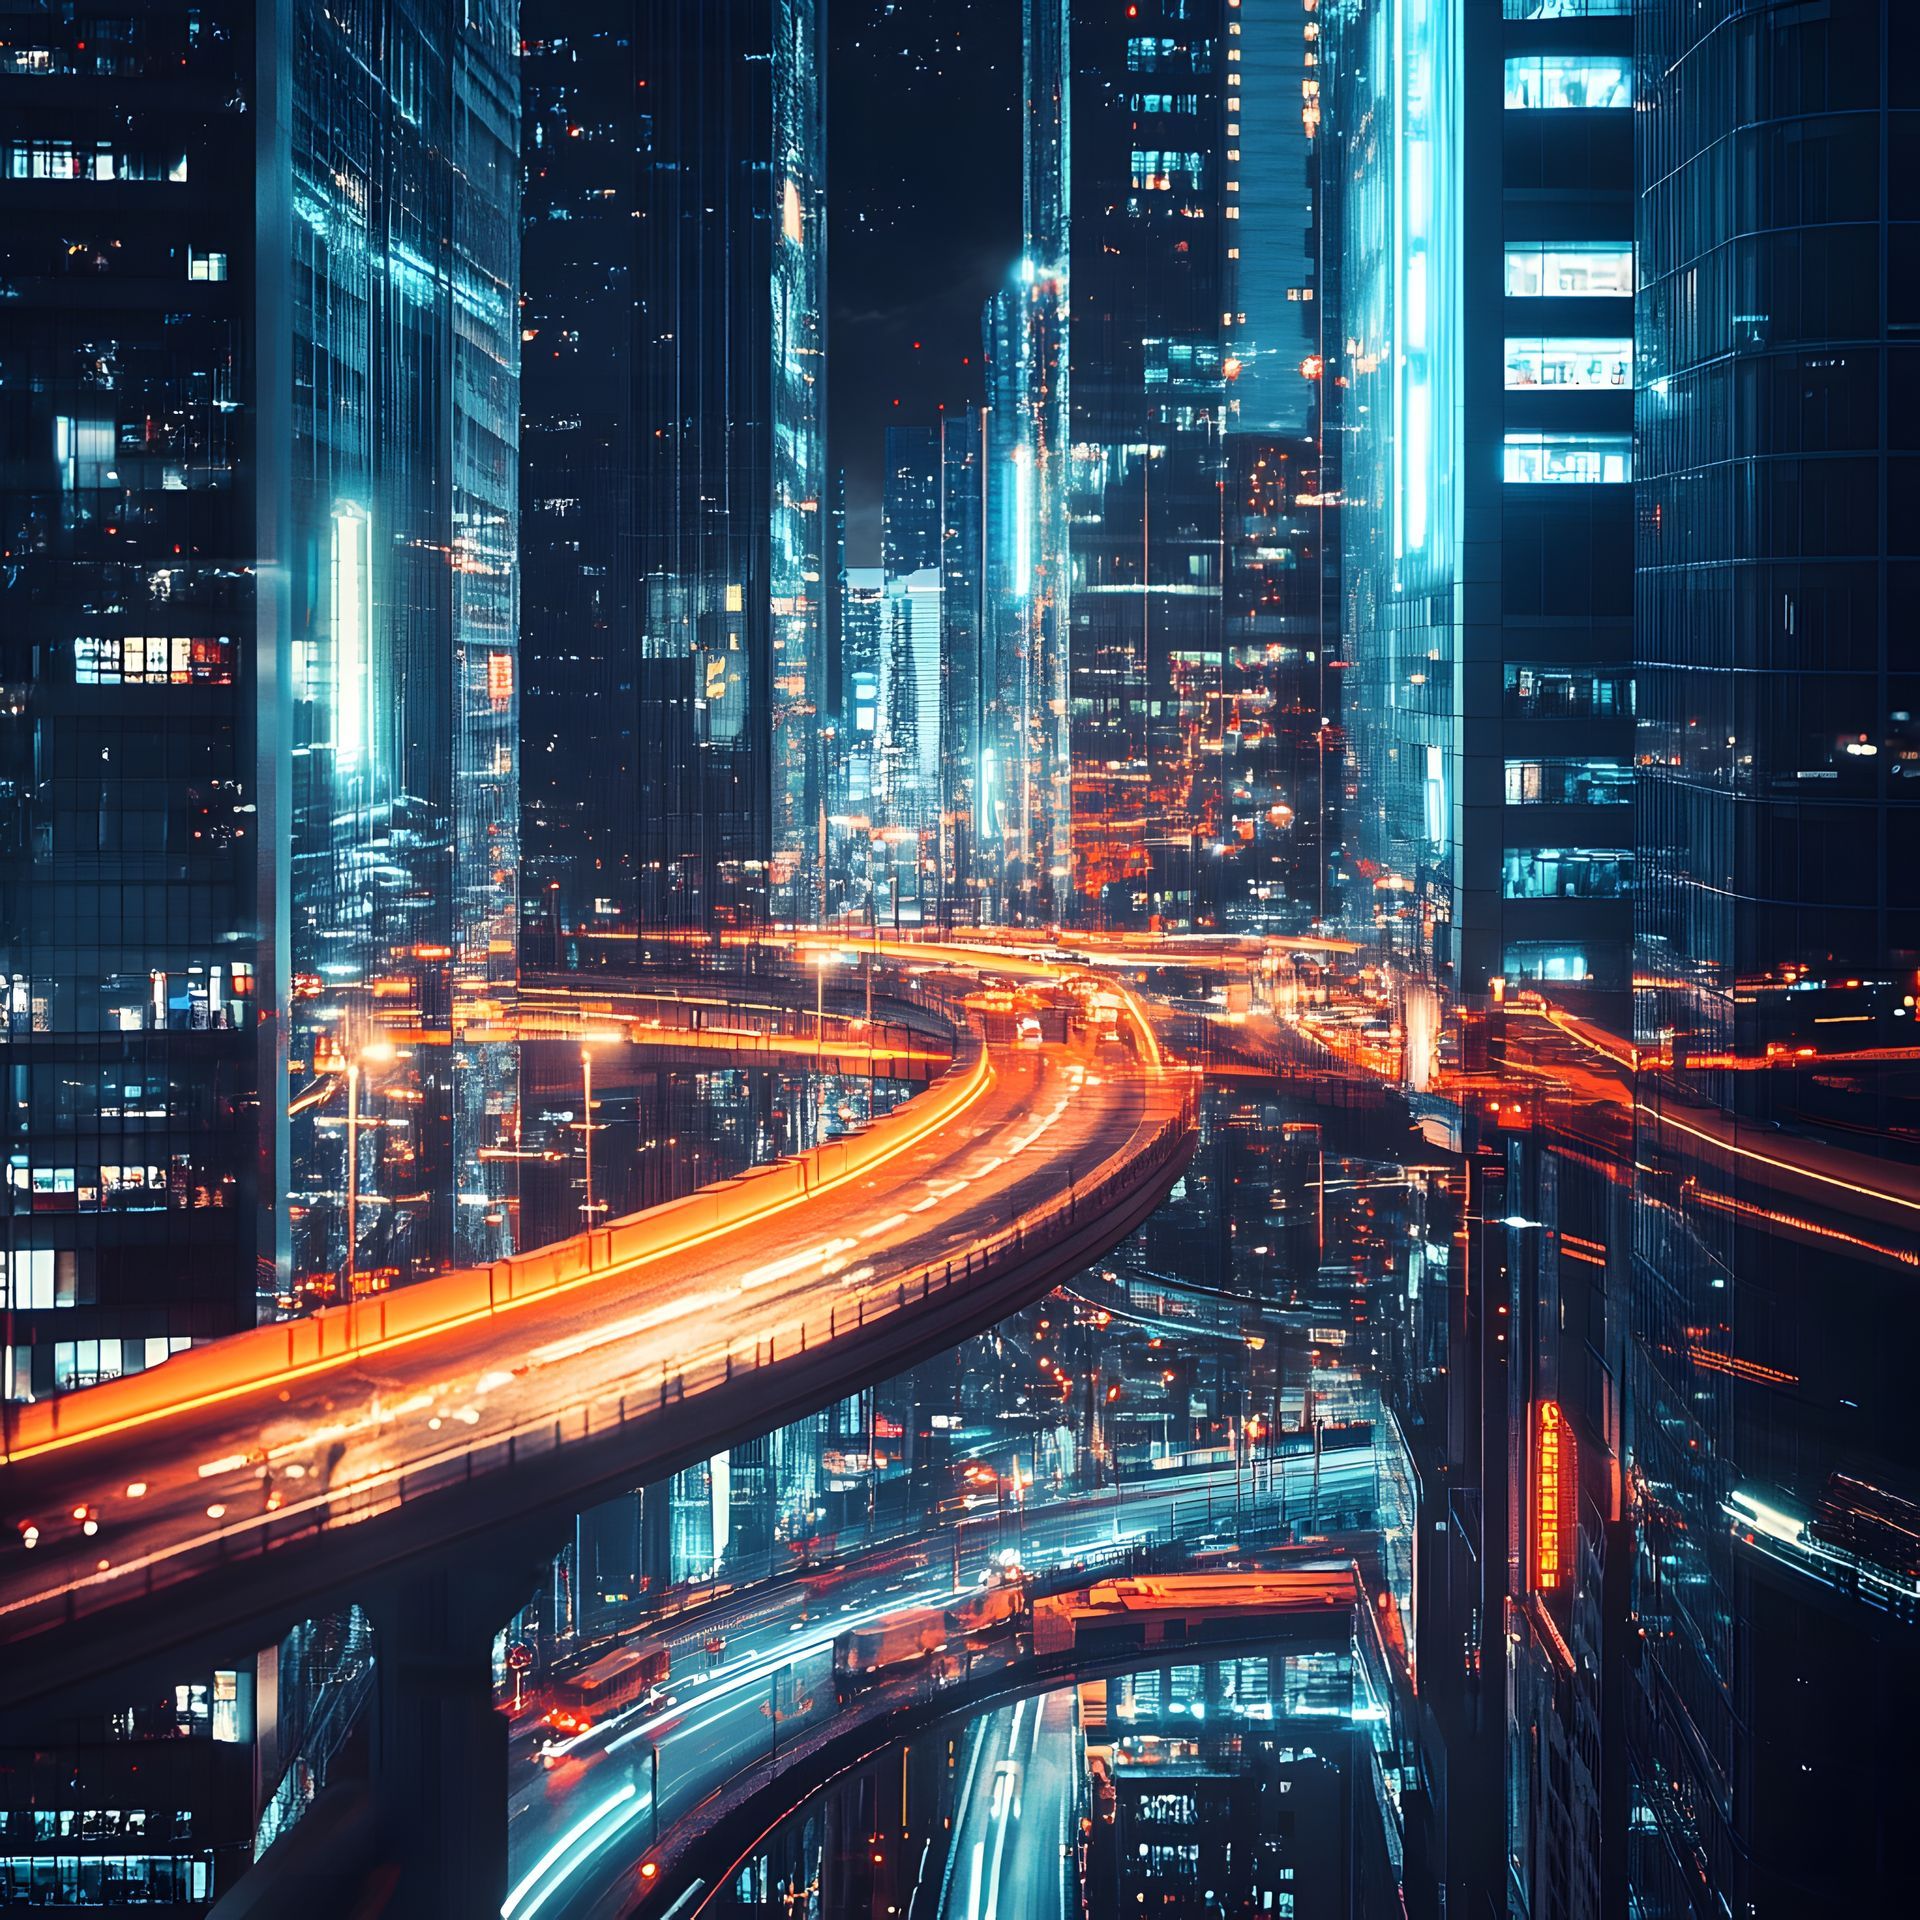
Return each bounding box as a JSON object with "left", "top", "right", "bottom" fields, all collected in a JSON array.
[
  {"left": 1, "top": 6, "right": 266, "bottom": 1392},
  {"left": 285, "top": 0, "right": 520, "bottom": 1301}
]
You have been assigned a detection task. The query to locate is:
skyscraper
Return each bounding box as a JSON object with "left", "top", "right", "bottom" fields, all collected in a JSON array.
[
  {"left": 1223, "top": 0, "right": 1337, "bottom": 930},
  {"left": 1326, "top": 8, "right": 1637, "bottom": 1915},
  {"left": 879, "top": 426, "right": 941, "bottom": 847},
  {"left": 982, "top": 0, "right": 1073, "bottom": 923},
  {"left": 2, "top": 6, "right": 267, "bottom": 1393},
  {"left": 282, "top": 0, "right": 523, "bottom": 1297},
  {"left": 520, "top": 0, "right": 827, "bottom": 942},
  {"left": 881, "top": 425, "right": 940, "bottom": 580},
  {"left": 939, "top": 410, "right": 988, "bottom": 923},
  {"left": 1630, "top": 2, "right": 1920, "bottom": 1911},
  {"left": 1065, "top": 0, "right": 1232, "bottom": 929},
  {"left": 1328, "top": 0, "right": 1633, "bottom": 1018},
  {"left": 1, "top": 0, "right": 520, "bottom": 1398}
]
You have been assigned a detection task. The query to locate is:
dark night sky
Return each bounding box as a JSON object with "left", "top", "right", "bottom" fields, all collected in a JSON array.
[{"left": 830, "top": 0, "right": 1023, "bottom": 563}]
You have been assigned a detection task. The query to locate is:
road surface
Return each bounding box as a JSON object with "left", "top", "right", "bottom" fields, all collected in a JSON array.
[
  {"left": 0, "top": 971, "right": 1192, "bottom": 1697},
  {"left": 499, "top": 1464, "right": 1251, "bottom": 1920}
]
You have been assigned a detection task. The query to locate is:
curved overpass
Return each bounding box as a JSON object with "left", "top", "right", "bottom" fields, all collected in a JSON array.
[{"left": 0, "top": 962, "right": 1193, "bottom": 1706}]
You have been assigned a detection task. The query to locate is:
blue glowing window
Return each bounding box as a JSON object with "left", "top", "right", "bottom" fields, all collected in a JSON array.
[
  {"left": 1504, "top": 56, "right": 1630, "bottom": 110},
  {"left": 1504, "top": 245, "right": 1633, "bottom": 298},
  {"left": 1503, "top": 433, "right": 1631, "bottom": 485},
  {"left": 1502, "top": 944, "right": 1593, "bottom": 984},
  {"left": 1504, "top": 337, "right": 1632, "bottom": 390}
]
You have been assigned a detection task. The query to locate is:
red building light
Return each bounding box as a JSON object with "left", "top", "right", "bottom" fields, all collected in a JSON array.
[{"left": 1532, "top": 1400, "right": 1574, "bottom": 1592}]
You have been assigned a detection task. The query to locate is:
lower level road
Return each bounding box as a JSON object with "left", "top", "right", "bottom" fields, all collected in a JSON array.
[
  {"left": 502, "top": 1464, "right": 1247, "bottom": 1920},
  {"left": 939, "top": 1691, "right": 1081, "bottom": 1920},
  {"left": 0, "top": 973, "right": 1193, "bottom": 1705}
]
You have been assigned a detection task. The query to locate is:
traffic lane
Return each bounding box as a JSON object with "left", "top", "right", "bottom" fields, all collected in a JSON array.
[
  {"left": 0, "top": 1039, "right": 1160, "bottom": 1624},
  {"left": 988, "top": 1688, "right": 1078, "bottom": 1920},
  {"left": 942, "top": 1697, "right": 1072, "bottom": 1920},
  {"left": 509, "top": 1617, "right": 873, "bottom": 1919},
  {"left": 519, "top": 1457, "right": 1241, "bottom": 1784},
  {"left": 518, "top": 1464, "right": 1254, "bottom": 1919},
  {"left": 1, "top": 1049, "right": 1135, "bottom": 1620}
]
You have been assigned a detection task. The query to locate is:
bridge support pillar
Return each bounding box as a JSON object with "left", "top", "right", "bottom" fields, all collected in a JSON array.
[{"left": 364, "top": 1537, "right": 554, "bottom": 1920}]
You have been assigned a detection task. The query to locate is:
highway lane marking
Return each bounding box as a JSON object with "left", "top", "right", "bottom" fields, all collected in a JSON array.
[
  {"left": 738, "top": 1237, "right": 857, "bottom": 1290},
  {"left": 2, "top": 1088, "right": 1179, "bottom": 1628},
  {"left": 862, "top": 1213, "right": 910, "bottom": 1238},
  {"left": 1, "top": 1030, "right": 1002, "bottom": 1467},
  {"left": 502, "top": 1783, "right": 639, "bottom": 1919}
]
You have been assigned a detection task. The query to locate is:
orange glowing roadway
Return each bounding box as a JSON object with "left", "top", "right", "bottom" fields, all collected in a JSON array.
[{"left": 0, "top": 961, "right": 1194, "bottom": 1701}]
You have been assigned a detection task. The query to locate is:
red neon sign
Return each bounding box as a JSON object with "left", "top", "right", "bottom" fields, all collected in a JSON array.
[{"left": 1532, "top": 1400, "right": 1574, "bottom": 1592}]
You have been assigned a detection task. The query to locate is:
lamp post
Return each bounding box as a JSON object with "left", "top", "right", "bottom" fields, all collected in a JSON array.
[
  {"left": 580, "top": 1046, "right": 596, "bottom": 1227},
  {"left": 345, "top": 1038, "right": 395, "bottom": 1300}
]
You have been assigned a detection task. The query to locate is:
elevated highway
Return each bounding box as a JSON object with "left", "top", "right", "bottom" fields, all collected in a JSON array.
[{"left": 0, "top": 960, "right": 1194, "bottom": 1718}]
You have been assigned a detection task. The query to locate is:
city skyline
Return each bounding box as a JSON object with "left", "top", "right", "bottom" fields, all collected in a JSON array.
[{"left": 2, "top": 4, "right": 1915, "bottom": 1918}]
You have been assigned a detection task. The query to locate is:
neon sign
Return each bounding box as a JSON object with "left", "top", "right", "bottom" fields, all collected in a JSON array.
[{"left": 1533, "top": 1399, "right": 1573, "bottom": 1591}]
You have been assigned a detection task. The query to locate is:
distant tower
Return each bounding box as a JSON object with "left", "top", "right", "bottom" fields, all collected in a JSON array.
[{"left": 520, "top": 0, "right": 827, "bottom": 938}]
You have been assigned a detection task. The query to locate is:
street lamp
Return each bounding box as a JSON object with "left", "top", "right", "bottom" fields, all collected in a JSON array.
[
  {"left": 580, "top": 1046, "right": 596, "bottom": 1228},
  {"left": 345, "top": 1037, "right": 396, "bottom": 1300}
]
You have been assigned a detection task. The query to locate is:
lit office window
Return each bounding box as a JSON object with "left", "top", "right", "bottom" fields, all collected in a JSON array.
[
  {"left": 1504, "top": 759, "right": 1632, "bottom": 806},
  {"left": 1504, "top": 666, "right": 1633, "bottom": 719},
  {"left": 1502, "top": 943, "right": 1593, "bottom": 984},
  {"left": 1505, "top": 244, "right": 1633, "bottom": 298},
  {"left": 187, "top": 248, "right": 228, "bottom": 281},
  {"left": 1131, "top": 149, "right": 1206, "bottom": 189},
  {"left": 1505, "top": 337, "right": 1632, "bottom": 390},
  {"left": 1504, "top": 56, "right": 1631, "bottom": 110},
  {"left": 1503, "top": 433, "right": 1632, "bottom": 484},
  {"left": 1503, "top": 0, "right": 1628, "bottom": 17},
  {"left": 1502, "top": 848, "right": 1633, "bottom": 900}
]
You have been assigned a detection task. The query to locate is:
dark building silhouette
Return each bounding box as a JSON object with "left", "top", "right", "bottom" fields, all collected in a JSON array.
[
  {"left": 520, "top": 0, "right": 827, "bottom": 944},
  {"left": 1628, "top": 2, "right": 1920, "bottom": 1912},
  {"left": 1, "top": 0, "right": 520, "bottom": 1402}
]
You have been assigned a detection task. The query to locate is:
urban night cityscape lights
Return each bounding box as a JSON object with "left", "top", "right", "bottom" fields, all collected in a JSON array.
[{"left": 0, "top": 2, "right": 1914, "bottom": 1917}]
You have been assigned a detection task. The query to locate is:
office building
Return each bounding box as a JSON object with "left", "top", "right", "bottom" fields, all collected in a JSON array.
[
  {"left": 840, "top": 569, "right": 885, "bottom": 820},
  {"left": 1063, "top": 0, "right": 1232, "bottom": 928},
  {"left": 981, "top": 0, "right": 1072, "bottom": 923},
  {"left": 283, "top": 0, "right": 523, "bottom": 1298},
  {"left": 881, "top": 425, "right": 939, "bottom": 580},
  {"left": 1, "top": 6, "right": 267, "bottom": 1393},
  {"left": 2, "top": 0, "right": 520, "bottom": 1398},
  {"left": 1223, "top": 0, "right": 1338, "bottom": 930},
  {"left": 1324, "top": 5, "right": 1636, "bottom": 1914},
  {"left": 939, "top": 410, "right": 988, "bottom": 920},
  {"left": 520, "top": 0, "right": 827, "bottom": 942},
  {"left": 1628, "top": 1, "right": 1920, "bottom": 1912},
  {"left": 878, "top": 428, "right": 942, "bottom": 847},
  {"left": 1328, "top": 0, "right": 1633, "bottom": 1014},
  {"left": 879, "top": 568, "right": 941, "bottom": 839}
]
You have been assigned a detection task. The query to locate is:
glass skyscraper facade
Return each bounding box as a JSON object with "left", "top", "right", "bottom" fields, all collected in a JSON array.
[
  {"left": 282, "top": 0, "right": 522, "bottom": 1299},
  {"left": 1629, "top": 3, "right": 1920, "bottom": 1912},
  {"left": 938, "top": 410, "right": 987, "bottom": 921},
  {"left": 1065, "top": 0, "right": 1232, "bottom": 928},
  {"left": 1328, "top": 0, "right": 1632, "bottom": 1012},
  {"left": 981, "top": 0, "right": 1072, "bottom": 923},
  {"left": 2, "top": 6, "right": 267, "bottom": 1393},
  {"left": 520, "top": 0, "right": 826, "bottom": 943},
  {"left": 1223, "top": 0, "right": 1336, "bottom": 930},
  {"left": 2, "top": 0, "right": 519, "bottom": 1395}
]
